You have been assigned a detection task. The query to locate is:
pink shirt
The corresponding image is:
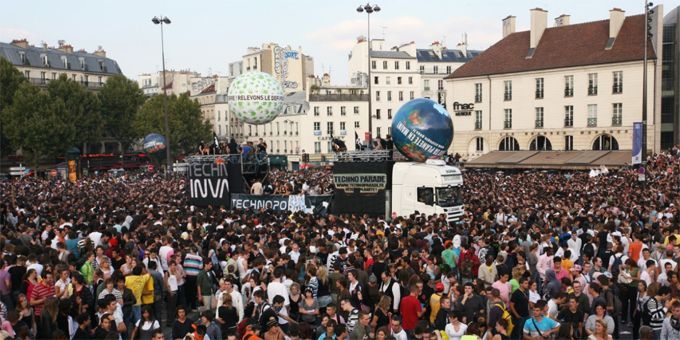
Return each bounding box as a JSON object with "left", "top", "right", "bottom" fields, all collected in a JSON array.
[
  {"left": 554, "top": 267, "right": 570, "bottom": 281},
  {"left": 492, "top": 280, "right": 511, "bottom": 305}
]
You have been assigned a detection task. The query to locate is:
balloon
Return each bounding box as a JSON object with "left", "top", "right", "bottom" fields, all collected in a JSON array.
[
  {"left": 227, "top": 71, "right": 284, "bottom": 125},
  {"left": 391, "top": 98, "right": 454, "bottom": 162},
  {"left": 143, "top": 133, "right": 166, "bottom": 154}
]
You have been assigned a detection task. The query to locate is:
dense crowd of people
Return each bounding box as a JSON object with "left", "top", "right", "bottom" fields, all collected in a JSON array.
[
  {"left": 250, "top": 168, "right": 333, "bottom": 196},
  {"left": 0, "top": 145, "right": 678, "bottom": 340}
]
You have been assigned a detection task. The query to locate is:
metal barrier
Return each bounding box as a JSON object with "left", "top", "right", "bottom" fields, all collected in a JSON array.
[{"left": 333, "top": 150, "right": 403, "bottom": 162}]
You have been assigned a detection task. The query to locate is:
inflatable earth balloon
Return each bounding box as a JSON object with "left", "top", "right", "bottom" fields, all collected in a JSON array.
[
  {"left": 391, "top": 98, "right": 454, "bottom": 162},
  {"left": 143, "top": 133, "right": 166, "bottom": 154},
  {"left": 227, "top": 71, "right": 284, "bottom": 125}
]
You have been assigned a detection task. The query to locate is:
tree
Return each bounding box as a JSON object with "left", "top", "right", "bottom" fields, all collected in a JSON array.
[
  {"left": 99, "top": 75, "right": 146, "bottom": 152},
  {"left": 0, "top": 58, "right": 27, "bottom": 156},
  {"left": 46, "top": 75, "right": 103, "bottom": 148},
  {"left": 1, "top": 83, "right": 74, "bottom": 168},
  {"left": 134, "top": 93, "right": 212, "bottom": 157}
]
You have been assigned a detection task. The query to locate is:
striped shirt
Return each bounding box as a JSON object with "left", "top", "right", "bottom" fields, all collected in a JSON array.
[
  {"left": 31, "top": 282, "right": 55, "bottom": 316},
  {"left": 183, "top": 253, "right": 203, "bottom": 277}
]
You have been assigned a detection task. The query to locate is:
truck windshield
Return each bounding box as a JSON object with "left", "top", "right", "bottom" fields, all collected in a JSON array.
[{"left": 436, "top": 186, "right": 462, "bottom": 206}]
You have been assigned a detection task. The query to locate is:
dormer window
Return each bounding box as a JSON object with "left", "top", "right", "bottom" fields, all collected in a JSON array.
[
  {"left": 61, "top": 56, "right": 69, "bottom": 69},
  {"left": 79, "top": 57, "right": 85, "bottom": 70},
  {"left": 19, "top": 52, "right": 28, "bottom": 65},
  {"left": 41, "top": 54, "right": 49, "bottom": 67},
  {"left": 98, "top": 60, "right": 106, "bottom": 72}
]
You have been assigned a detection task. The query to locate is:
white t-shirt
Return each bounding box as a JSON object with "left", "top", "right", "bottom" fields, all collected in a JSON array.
[
  {"left": 445, "top": 323, "right": 468, "bottom": 340},
  {"left": 159, "top": 245, "right": 174, "bottom": 271},
  {"left": 135, "top": 319, "right": 160, "bottom": 331},
  {"left": 267, "top": 281, "right": 289, "bottom": 306},
  {"left": 88, "top": 231, "right": 103, "bottom": 247}
]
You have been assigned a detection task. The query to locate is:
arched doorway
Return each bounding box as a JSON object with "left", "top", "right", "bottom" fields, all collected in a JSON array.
[
  {"left": 529, "top": 136, "right": 553, "bottom": 151},
  {"left": 498, "top": 136, "right": 520, "bottom": 151},
  {"left": 592, "top": 134, "right": 619, "bottom": 150}
]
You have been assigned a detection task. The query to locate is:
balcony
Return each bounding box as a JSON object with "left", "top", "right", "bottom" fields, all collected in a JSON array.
[
  {"left": 564, "top": 118, "right": 573, "bottom": 127},
  {"left": 564, "top": 88, "right": 574, "bottom": 97},
  {"left": 503, "top": 121, "right": 512, "bottom": 129},
  {"left": 309, "top": 93, "right": 369, "bottom": 102},
  {"left": 28, "top": 78, "right": 104, "bottom": 90},
  {"left": 587, "top": 118, "right": 597, "bottom": 127},
  {"left": 612, "top": 115, "right": 622, "bottom": 126},
  {"left": 535, "top": 120, "right": 544, "bottom": 128}
]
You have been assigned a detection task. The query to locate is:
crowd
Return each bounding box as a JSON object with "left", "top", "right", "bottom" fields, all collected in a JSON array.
[
  {"left": 250, "top": 168, "right": 333, "bottom": 196},
  {"left": 0, "top": 145, "right": 678, "bottom": 340}
]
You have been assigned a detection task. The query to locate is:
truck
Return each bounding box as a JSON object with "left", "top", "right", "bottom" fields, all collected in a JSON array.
[{"left": 331, "top": 152, "right": 464, "bottom": 222}]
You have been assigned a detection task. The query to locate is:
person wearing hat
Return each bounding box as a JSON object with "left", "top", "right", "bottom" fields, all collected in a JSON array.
[{"left": 429, "top": 282, "right": 445, "bottom": 325}]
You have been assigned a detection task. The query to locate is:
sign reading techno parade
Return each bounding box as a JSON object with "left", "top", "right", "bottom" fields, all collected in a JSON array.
[{"left": 333, "top": 173, "right": 387, "bottom": 193}]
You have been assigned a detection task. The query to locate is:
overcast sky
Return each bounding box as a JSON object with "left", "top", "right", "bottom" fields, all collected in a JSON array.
[{"left": 0, "top": 0, "right": 667, "bottom": 84}]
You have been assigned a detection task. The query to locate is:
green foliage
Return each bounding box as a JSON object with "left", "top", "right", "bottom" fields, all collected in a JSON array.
[
  {"left": 0, "top": 58, "right": 27, "bottom": 156},
  {"left": 46, "top": 75, "right": 103, "bottom": 146},
  {"left": 99, "top": 75, "right": 145, "bottom": 151},
  {"left": 135, "top": 93, "right": 212, "bottom": 157}
]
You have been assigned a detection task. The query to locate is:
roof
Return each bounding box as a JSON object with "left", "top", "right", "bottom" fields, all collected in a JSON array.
[
  {"left": 369, "top": 50, "right": 415, "bottom": 59},
  {"left": 447, "top": 14, "right": 656, "bottom": 79},
  {"left": 0, "top": 42, "right": 122, "bottom": 75},
  {"left": 416, "top": 49, "right": 482, "bottom": 62},
  {"left": 198, "top": 84, "right": 215, "bottom": 95},
  {"left": 466, "top": 150, "right": 632, "bottom": 169}
]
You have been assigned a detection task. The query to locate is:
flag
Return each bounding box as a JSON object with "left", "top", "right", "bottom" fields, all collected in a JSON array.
[{"left": 355, "top": 131, "right": 362, "bottom": 150}]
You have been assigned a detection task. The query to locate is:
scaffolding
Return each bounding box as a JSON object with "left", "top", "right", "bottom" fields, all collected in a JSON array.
[
  {"left": 180, "top": 154, "right": 271, "bottom": 176},
  {"left": 333, "top": 150, "right": 403, "bottom": 162}
]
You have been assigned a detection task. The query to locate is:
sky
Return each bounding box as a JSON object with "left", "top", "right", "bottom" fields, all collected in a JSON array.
[{"left": 0, "top": 0, "right": 669, "bottom": 85}]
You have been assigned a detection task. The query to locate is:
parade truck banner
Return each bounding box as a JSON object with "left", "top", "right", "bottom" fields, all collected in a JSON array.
[
  {"left": 331, "top": 161, "right": 394, "bottom": 215},
  {"left": 187, "top": 160, "right": 244, "bottom": 207},
  {"left": 230, "top": 194, "right": 332, "bottom": 214}
]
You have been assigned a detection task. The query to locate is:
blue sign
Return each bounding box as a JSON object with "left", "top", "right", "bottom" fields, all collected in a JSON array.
[
  {"left": 632, "top": 122, "right": 642, "bottom": 165},
  {"left": 284, "top": 51, "right": 299, "bottom": 59},
  {"left": 391, "top": 98, "right": 454, "bottom": 162}
]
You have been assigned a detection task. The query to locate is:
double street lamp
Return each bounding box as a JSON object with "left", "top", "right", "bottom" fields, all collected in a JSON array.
[
  {"left": 152, "top": 15, "right": 172, "bottom": 175},
  {"left": 357, "top": 3, "right": 380, "bottom": 146}
]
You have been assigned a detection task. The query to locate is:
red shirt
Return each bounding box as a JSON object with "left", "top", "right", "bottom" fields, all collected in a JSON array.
[
  {"left": 31, "top": 282, "right": 55, "bottom": 316},
  {"left": 399, "top": 295, "right": 422, "bottom": 331}
]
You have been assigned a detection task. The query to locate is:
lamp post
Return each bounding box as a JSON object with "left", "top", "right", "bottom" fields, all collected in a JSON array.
[
  {"left": 357, "top": 3, "right": 380, "bottom": 148},
  {"left": 642, "top": 1, "right": 654, "bottom": 164},
  {"left": 152, "top": 15, "right": 172, "bottom": 175}
]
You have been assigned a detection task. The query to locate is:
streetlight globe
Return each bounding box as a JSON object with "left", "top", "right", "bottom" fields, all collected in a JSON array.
[
  {"left": 356, "top": 5, "right": 364, "bottom": 12},
  {"left": 162, "top": 17, "right": 171, "bottom": 24},
  {"left": 151, "top": 17, "right": 160, "bottom": 24},
  {"left": 364, "top": 4, "right": 373, "bottom": 13},
  {"left": 373, "top": 5, "right": 381, "bottom": 12}
]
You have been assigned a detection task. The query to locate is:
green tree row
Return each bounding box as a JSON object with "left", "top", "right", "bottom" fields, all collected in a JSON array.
[{"left": 0, "top": 58, "right": 212, "bottom": 167}]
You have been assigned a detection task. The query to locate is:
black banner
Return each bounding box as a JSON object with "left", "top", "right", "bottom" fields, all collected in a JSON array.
[
  {"left": 331, "top": 161, "right": 393, "bottom": 215},
  {"left": 230, "top": 194, "right": 332, "bottom": 215},
  {"left": 187, "top": 161, "right": 244, "bottom": 207}
]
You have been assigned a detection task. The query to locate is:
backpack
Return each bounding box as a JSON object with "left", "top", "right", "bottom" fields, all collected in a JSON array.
[
  {"left": 493, "top": 303, "right": 514, "bottom": 336},
  {"left": 610, "top": 254, "right": 623, "bottom": 280}
]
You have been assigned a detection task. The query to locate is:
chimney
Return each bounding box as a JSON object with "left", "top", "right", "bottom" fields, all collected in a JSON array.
[
  {"left": 609, "top": 8, "right": 625, "bottom": 40},
  {"left": 94, "top": 46, "right": 107, "bottom": 58},
  {"left": 555, "top": 14, "right": 571, "bottom": 27},
  {"left": 502, "top": 15, "right": 516, "bottom": 38},
  {"left": 11, "top": 38, "right": 28, "bottom": 48},
  {"left": 57, "top": 40, "right": 73, "bottom": 53},
  {"left": 431, "top": 41, "right": 443, "bottom": 59},
  {"left": 530, "top": 8, "right": 548, "bottom": 50}
]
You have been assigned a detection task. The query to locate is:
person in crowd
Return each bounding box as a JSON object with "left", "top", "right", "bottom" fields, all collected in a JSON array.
[{"left": 523, "top": 300, "right": 560, "bottom": 339}]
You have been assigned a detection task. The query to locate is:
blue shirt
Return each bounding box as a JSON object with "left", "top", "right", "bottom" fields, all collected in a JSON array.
[{"left": 523, "top": 316, "right": 560, "bottom": 337}]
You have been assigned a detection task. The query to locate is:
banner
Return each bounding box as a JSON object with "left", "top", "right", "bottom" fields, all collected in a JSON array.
[
  {"left": 67, "top": 160, "right": 77, "bottom": 183},
  {"left": 230, "top": 194, "right": 332, "bottom": 214},
  {"left": 187, "top": 160, "right": 244, "bottom": 207},
  {"left": 632, "top": 122, "right": 643, "bottom": 165},
  {"left": 333, "top": 173, "right": 387, "bottom": 193},
  {"left": 331, "top": 161, "right": 393, "bottom": 215}
]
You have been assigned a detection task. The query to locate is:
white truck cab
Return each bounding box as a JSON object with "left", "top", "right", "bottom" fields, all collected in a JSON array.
[{"left": 391, "top": 159, "right": 464, "bottom": 222}]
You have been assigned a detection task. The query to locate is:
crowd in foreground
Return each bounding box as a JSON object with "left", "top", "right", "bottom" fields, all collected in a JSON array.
[{"left": 0, "top": 146, "right": 678, "bottom": 340}]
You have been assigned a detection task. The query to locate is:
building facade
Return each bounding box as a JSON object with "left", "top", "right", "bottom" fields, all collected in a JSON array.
[
  {"left": 662, "top": 6, "right": 680, "bottom": 148},
  {"left": 137, "top": 70, "right": 204, "bottom": 96},
  {"left": 445, "top": 7, "right": 664, "bottom": 159},
  {"left": 0, "top": 39, "right": 122, "bottom": 90}
]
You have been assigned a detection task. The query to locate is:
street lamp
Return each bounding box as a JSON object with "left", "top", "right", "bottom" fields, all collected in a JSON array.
[
  {"left": 152, "top": 15, "right": 172, "bottom": 175},
  {"left": 642, "top": 1, "right": 653, "bottom": 164},
  {"left": 357, "top": 3, "right": 380, "bottom": 148}
]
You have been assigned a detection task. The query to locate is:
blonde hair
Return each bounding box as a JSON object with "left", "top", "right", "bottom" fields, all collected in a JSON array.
[
  {"left": 317, "top": 266, "right": 329, "bottom": 284},
  {"left": 377, "top": 295, "right": 392, "bottom": 311}
]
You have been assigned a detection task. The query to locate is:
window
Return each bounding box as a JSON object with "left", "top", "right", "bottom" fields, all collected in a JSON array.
[
  {"left": 530, "top": 136, "right": 552, "bottom": 151},
  {"left": 382, "top": 61, "right": 387, "bottom": 69},
  {"left": 420, "top": 65, "right": 425, "bottom": 73},
  {"left": 277, "top": 122, "right": 280, "bottom": 135},
  {"left": 354, "top": 106, "right": 359, "bottom": 114},
  {"left": 248, "top": 125, "right": 253, "bottom": 136},
  {"left": 588, "top": 73, "right": 598, "bottom": 95},
  {"left": 375, "top": 91, "right": 380, "bottom": 101},
  {"left": 19, "top": 52, "right": 27, "bottom": 65},
  {"left": 388, "top": 127, "right": 392, "bottom": 135},
  {"left": 593, "top": 134, "right": 619, "bottom": 150},
  {"left": 376, "top": 127, "right": 381, "bottom": 138},
  {"left": 424, "top": 80, "right": 430, "bottom": 91},
  {"left": 474, "top": 83, "right": 482, "bottom": 103},
  {"left": 314, "top": 106, "right": 320, "bottom": 116},
  {"left": 417, "top": 187, "right": 434, "bottom": 205},
  {"left": 397, "top": 77, "right": 402, "bottom": 85},
  {"left": 326, "top": 106, "right": 333, "bottom": 116},
  {"left": 61, "top": 56, "right": 69, "bottom": 69},
  {"left": 504, "top": 109, "right": 512, "bottom": 129},
  {"left": 446, "top": 66, "right": 452, "bottom": 74},
  {"left": 437, "top": 80, "right": 444, "bottom": 90},
  {"left": 341, "top": 106, "right": 346, "bottom": 116},
  {"left": 565, "top": 136, "right": 573, "bottom": 151},
  {"left": 340, "top": 122, "right": 346, "bottom": 131},
  {"left": 406, "top": 61, "right": 410, "bottom": 70},
  {"left": 398, "top": 91, "right": 403, "bottom": 101},
  {"left": 386, "top": 77, "right": 391, "bottom": 85},
  {"left": 503, "top": 80, "right": 512, "bottom": 101},
  {"left": 433, "top": 66, "right": 439, "bottom": 74},
  {"left": 376, "top": 109, "right": 381, "bottom": 119},
  {"left": 499, "top": 137, "right": 520, "bottom": 151},
  {"left": 40, "top": 72, "right": 46, "bottom": 84},
  {"left": 354, "top": 121, "right": 360, "bottom": 128},
  {"left": 41, "top": 54, "right": 49, "bottom": 67},
  {"left": 587, "top": 104, "right": 597, "bottom": 127},
  {"left": 24, "top": 70, "right": 29, "bottom": 78},
  {"left": 613, "top": 71, "right": 623, "bottom": 94},
  {"left": 408, "top": 77, "right": 413, "bottom": 85},
  {"left": 564, "top": 105, "right": 574, "bottom": 127},
  {"left": 52, "top": 72, "right": 57, "bottom": 80},
  {"left": 371, "top": 60, "right": 376, "bottom": 69},
  {"left": 374, "top": 76, "right": 379, "bottom": 85},
  {"left": 535, "top": 78, "right": 544, "bottom": 99},
  {"left": 253, "top": 57, "right": 258, "bottom": 69},
  {"left": 98, "top": 60, "right": 105, "bottom": 72},
  {"left": 98, "top": 76, "right": 102, "bottom": 85},
  {"left": 387, "top": 91, "right": 392, "bottom": 101},
  {"left": 564, "top": 75, "right": 574, "bottom": 97},
  {"left": 79, "top": 57, "right": 85, "bottom": 70},
  {"left": 84, "top": 75, "right": 89, "bottom": 84},
  {"left": 408, "top": 91, "right": 414, "bottom": 100},
  {"left": 475, "top": 137, "right": 484, "bottom": 152},
  {"left": 217, "top": 110, "right": 221, "bottom": 121},
  {"left": 313, "top": 122, "right": 320, "bottom": 131},
  {"left": 535, "top": 107, "right": 544, "bottom": 128},
  {"left": 388, "top": 109, "right": 392, "bottom": 119},
  {"left": 474, "top": 111, "right": 482, "bottom": 130},
  {"left": 314, "top": 142, "right": 321, "bottom": 153},
  {"left": 612, "top": 103, "right": 622, "bottom": 126},
  {"left": 284, "top": 141, "right": 288, "bottom": 153},
  {"left": 327, "top": 122, "right": 334, "bottom": 135},
  {"left": 394, "top": 61, "right": 399, "bottom": 70}
]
